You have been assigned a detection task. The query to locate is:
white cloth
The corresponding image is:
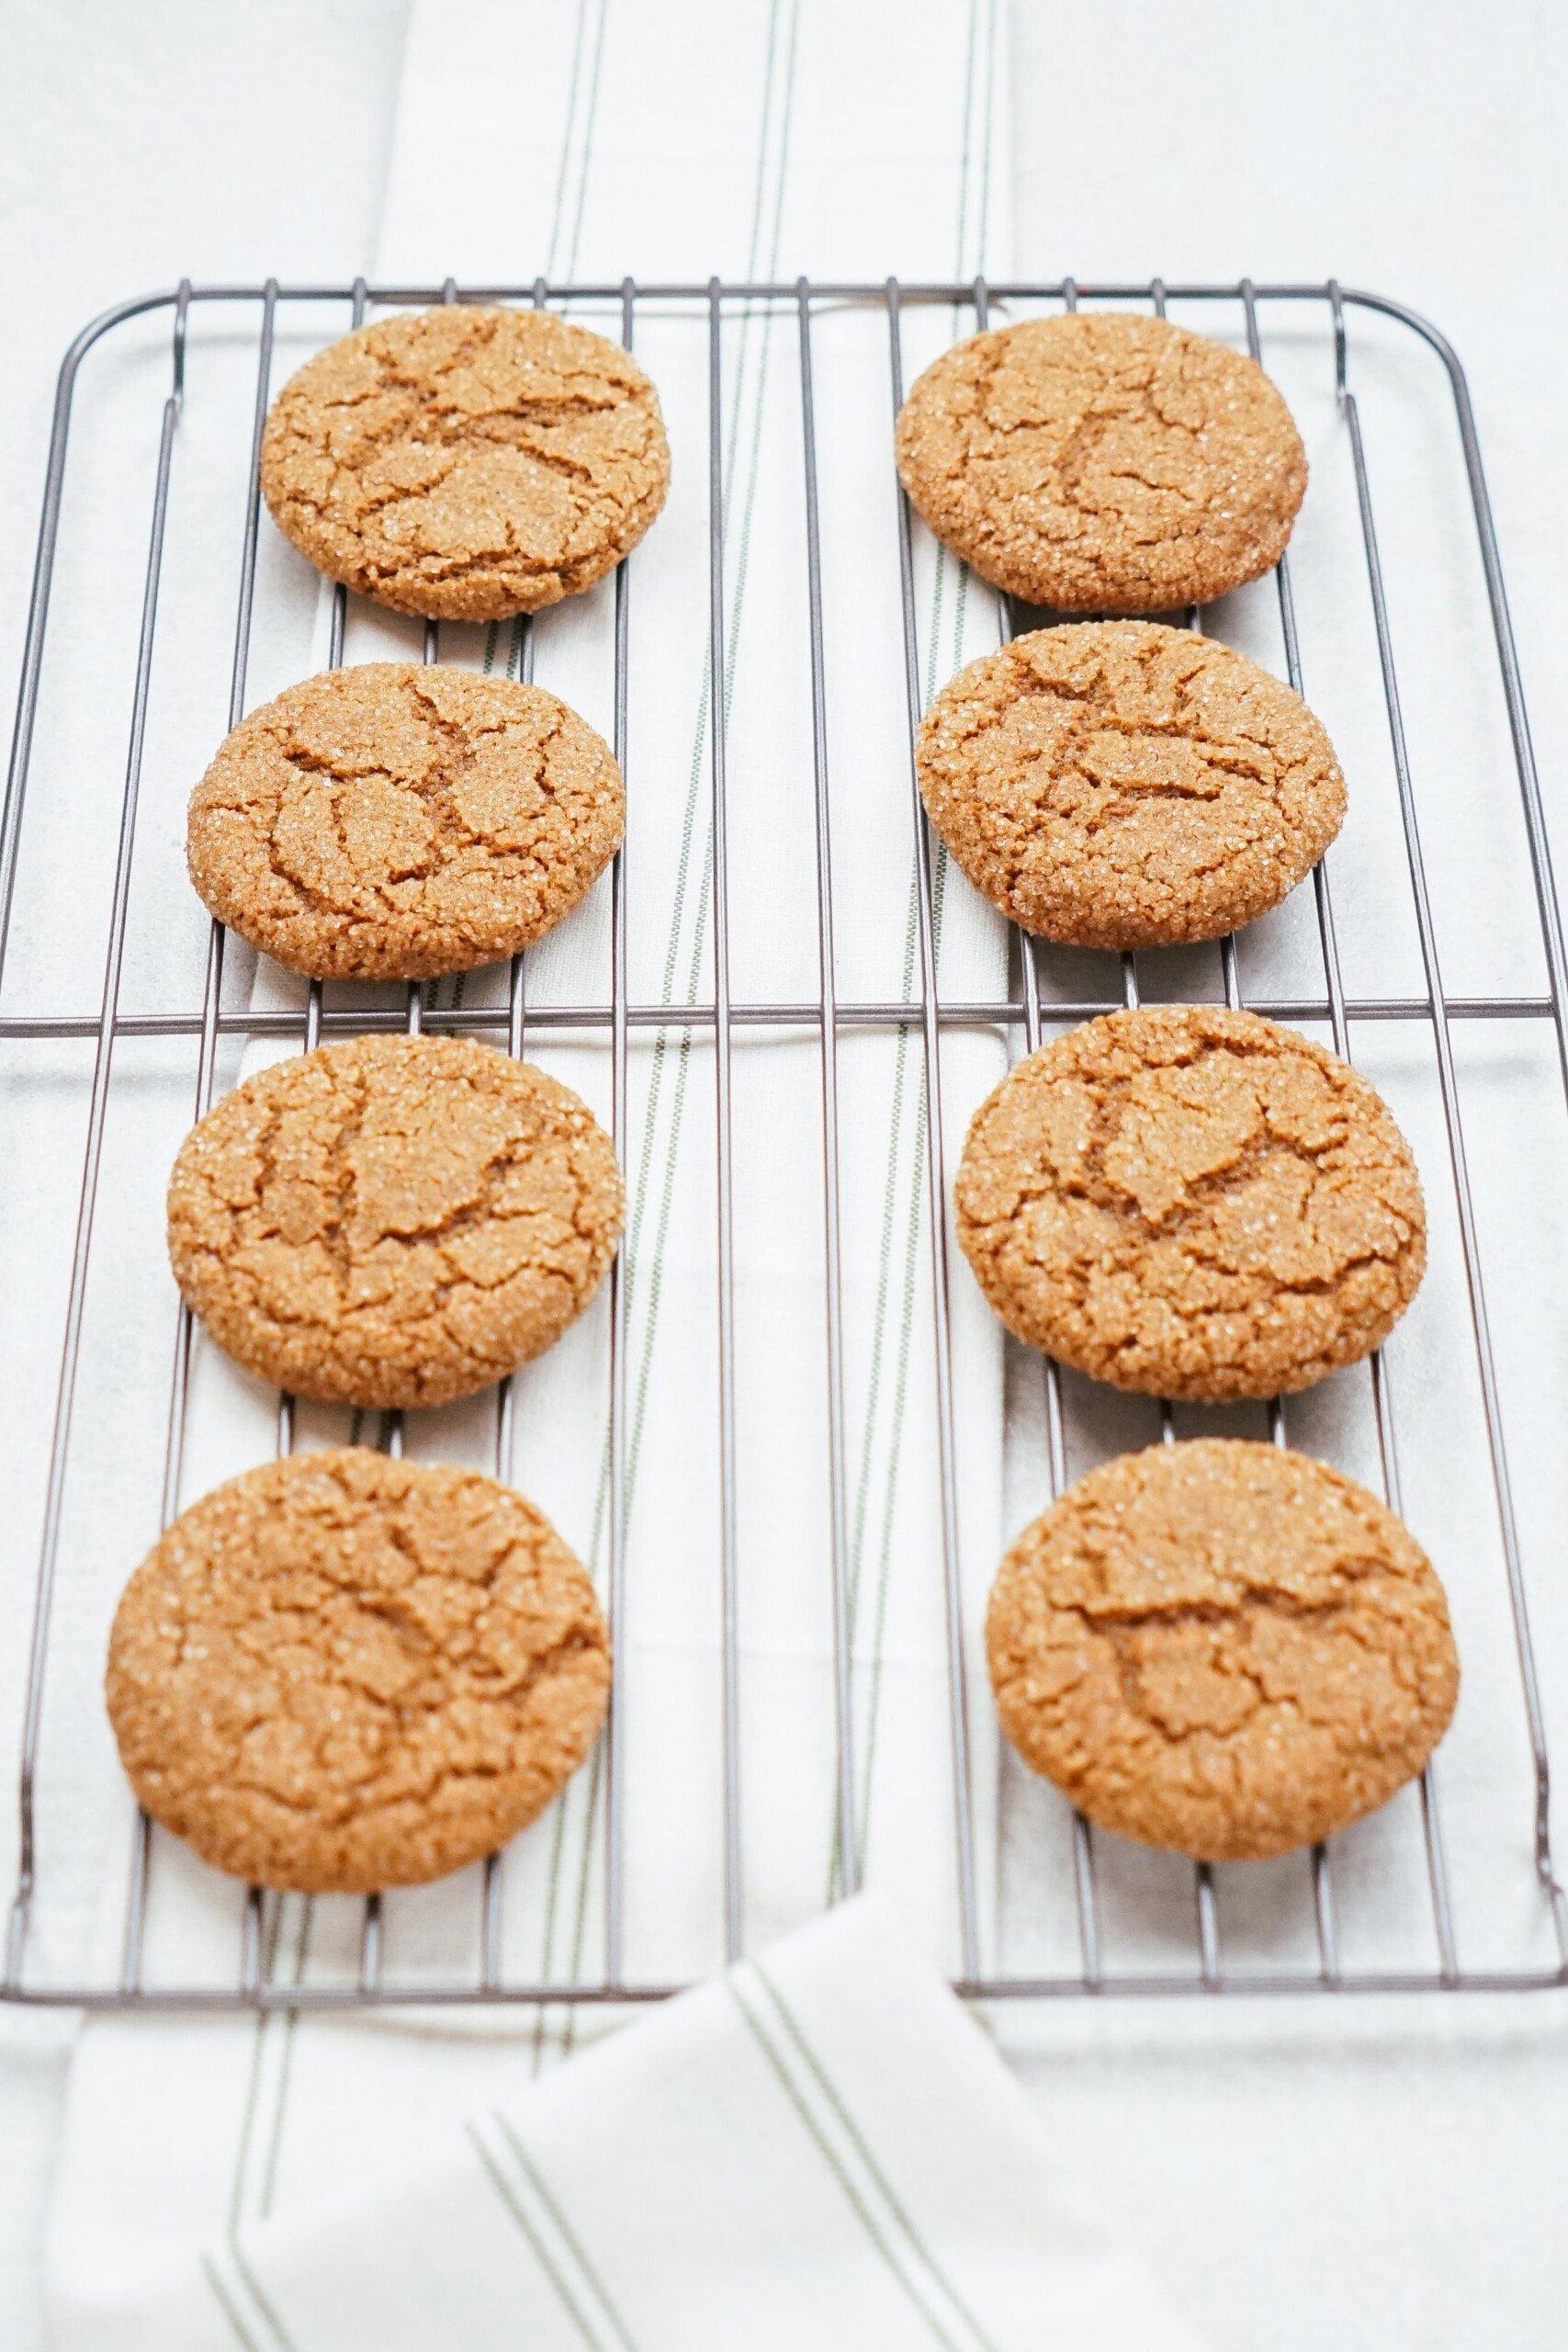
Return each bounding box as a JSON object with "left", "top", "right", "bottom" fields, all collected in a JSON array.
[{"left": 51, "top": 1898, "right": 1205, "bottom": 2351}]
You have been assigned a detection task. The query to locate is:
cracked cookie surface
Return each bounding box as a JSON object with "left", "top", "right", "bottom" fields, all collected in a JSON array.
[
  {"left": 956, "top": 1006, "right": 1426, "bottom": 1401},
  {"left": 260, "top": 304, "right": 670, "bottom": 619},
  {"left": 896, "top": 312, "right": 1307, "bottom": 612},
  {"left": 167, "top": 1035, "right": 624, "bottom": 1408},
  {"left": 106, "top": 1448, "right": 610, "bottom": 1891},
  {"left": 186, "top": 663, "right": 625, "bottom": 981},
  {"left": 987, "top": 1437, "right": 1458, "bottom": 1860},
  {"left": 917, "top": 622, "right": 1345, "bottom": 949}
]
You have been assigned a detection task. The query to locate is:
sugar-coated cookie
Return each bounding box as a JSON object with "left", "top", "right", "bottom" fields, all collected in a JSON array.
[
  {"left": 167, "top": 1035, "right": 623, "bottom": 1408},
  {"left": 896, "top": 312, "right": 1306, "bottom": 612},
  {"left": 917, "top": 622, "right": 1344, "bottom": 949},
  {"left": 956, "top": 1006, "right": 1425, "bottom": 1401},
  {"left": 987, "top": 1437, "right": 1459, "bottom": 1860},
  {"left": 107, "top": 1450, "right": 610, "bottom": 1891},
  {"left": 187, "top": 663, "right": 624, "bottom": 980},
  {"left": 261, "top": 304, "right": 669, "bottom": 619}
]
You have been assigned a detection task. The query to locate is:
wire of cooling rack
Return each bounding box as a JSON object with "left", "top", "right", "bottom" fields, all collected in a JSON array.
[{"left": 3, "top": 277, "right": 1568, "bottom": 2007}]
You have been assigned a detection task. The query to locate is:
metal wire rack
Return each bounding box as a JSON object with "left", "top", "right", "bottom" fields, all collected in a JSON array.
[{"left": 3, "top": 276, "right": 1567, "bottom": 2008}]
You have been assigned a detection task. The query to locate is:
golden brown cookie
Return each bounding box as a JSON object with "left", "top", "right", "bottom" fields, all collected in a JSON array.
[
  {"left": 260, "top": 304, "right": 670, "bottom": 619},
  {"left": 917, "top": 622, "right": 1344, "bottom": 949},
  {"left": 987, "top": 1437, "right": 1459, "bottom": 1860},
  {"left": 106, "top": 1450, "right": 610, "bottom": 1892},
  {"left": 956, "top": 1006, "right": 1425, "bottom": 1401},
  {"left": 896, "top": 312, "right": 1307, "bottom": 612},
  {"left": 186, "top": 663, "right": 625, "bottom": 981},
  {"left": 167, "top": 1035, "right": 623, "bottom": 1408}
]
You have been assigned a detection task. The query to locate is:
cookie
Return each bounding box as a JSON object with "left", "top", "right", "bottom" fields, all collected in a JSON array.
[
  {"left": 106, "top": 1449, "right": 610, "bottom": 1892},
  {"left": 895, "top": 311, "right": 1307, "bottom": 612},
  {"left": 167, "top": 1035, "right": 623, "bottom": 1408},
  {"left": 956, "top": 1006, "right": 1425, "bottom": 1401},
  {"left": 917, "top": 622, "right": 1345, "bottom": 950},
  {"left": 260, "top": 304, "right": 670, "bottom": 619},
  {"left": 186, "top": 663, "right": 625, "bottom": 981},
  {"left": 987, "top": 1437, "right": 1459, "bottom": 1860}
]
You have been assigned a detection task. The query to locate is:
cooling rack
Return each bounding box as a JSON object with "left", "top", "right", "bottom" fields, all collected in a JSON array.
[{"left": 3, "top": 276, "right": 1566, "bottom": 2009}]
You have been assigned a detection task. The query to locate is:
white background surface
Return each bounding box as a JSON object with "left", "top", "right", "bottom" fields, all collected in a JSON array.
[{"left": 2, "top": 1, "right": 1564, "bottom": 2344}]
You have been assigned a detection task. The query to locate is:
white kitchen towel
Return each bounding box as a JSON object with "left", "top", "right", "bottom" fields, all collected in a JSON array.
[
  {"left": 51, "top": 1895, "right": 1209, "bottom": 2351},
  {"left": 42, "top": 0, "right": 1056, "bottom": 2333}
]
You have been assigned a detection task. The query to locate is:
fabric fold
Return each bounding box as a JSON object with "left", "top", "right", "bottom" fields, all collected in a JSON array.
[{"left": 56, "top": 1898, "right": 1208, "bottom": 2352}]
